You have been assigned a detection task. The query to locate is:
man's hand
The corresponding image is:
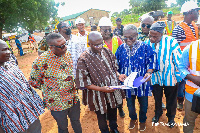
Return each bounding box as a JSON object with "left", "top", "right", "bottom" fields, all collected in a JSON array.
[
  {"left": 100, "top": 86, "right": 115, "bottom": 93},
  {"left": 118, "top": 74, "right": 127, "bottom": 82},
  {"left": 143, "top": 73, "right": 151, "bottom": 82},
  {"left": 187, "top": 75, "right": 200, "bottom": 87}
]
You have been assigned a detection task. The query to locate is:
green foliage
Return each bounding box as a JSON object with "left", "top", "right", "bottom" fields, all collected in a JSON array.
[
  {"left": 129, "top": 0, "right": 166, "bottom": 15},
  {"left": 162, "top": 7, "right": 181, "bottom": 16},
  {"left": 176, "top": 0, "right": 187, "bottom": 6},
  {"left": 0, "top": 0, "right": 59, "bottom": 38}
]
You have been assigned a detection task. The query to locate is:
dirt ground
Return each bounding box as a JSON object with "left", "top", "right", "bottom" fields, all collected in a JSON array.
[{"left": 11, "top": 14, "right": 200, "bottom": 133}]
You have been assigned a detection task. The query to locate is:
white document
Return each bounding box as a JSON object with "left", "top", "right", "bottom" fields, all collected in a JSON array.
[{"left": 124, "top": 72, "right": 138, "bottom": 88}]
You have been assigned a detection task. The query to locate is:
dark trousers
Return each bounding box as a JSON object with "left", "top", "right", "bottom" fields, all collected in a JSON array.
[
  {"left": 152, "top": 84, "right": 177, "bottom": 120},
  {"left": 126, "top": 95, "right": 148, "bottom": 123},
  {"left": 51, "top": 101, "right": 82, "bottom": 133},
  {"left": 95, "top": 103, "right": 118, "bottom": 133}
]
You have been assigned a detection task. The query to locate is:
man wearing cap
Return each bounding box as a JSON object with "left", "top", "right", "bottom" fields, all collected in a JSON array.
[
  {"left": 138, "top": 15, "right": 154, "bottom": 42},
  {"left": 178, "top": 39, "right": 200, "bottom": 133},
  {"left": 113, "top": 18, "right": 124, "bottom": 39},
  {"left": 75, "top": 18, "right": 89, "bottom": 48},
  {"left": 98, "top": 17, "right": 125, "bottom": 117},
  {"left": 172, "top": 1, "right": 200, "bottom": 111},
  {"left": 164, "top": 11, "right": 176, "bottom": 36},
  {"left": 146, "top": 21, "right": 182, "bottom": 128}
]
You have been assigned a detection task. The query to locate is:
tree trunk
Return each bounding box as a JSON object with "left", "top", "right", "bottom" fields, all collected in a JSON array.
[{"left": 0, "top": 27, "right": 2, "bottom": 39}]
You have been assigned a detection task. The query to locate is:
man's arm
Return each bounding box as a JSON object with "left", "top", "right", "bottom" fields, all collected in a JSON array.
[{"left": 86, "top": 84, "right": 115, "bottom": 93}]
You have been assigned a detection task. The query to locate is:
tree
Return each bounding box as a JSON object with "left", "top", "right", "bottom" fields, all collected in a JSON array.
[
  {"left": 0, "top": 0, "right": 59, "bottom": 38},
  {"left": 129, "top": 0, "right": 166, "bottom": 15},
  {"left": 176, "top": 0, "right": 187, "bottom": 6}
]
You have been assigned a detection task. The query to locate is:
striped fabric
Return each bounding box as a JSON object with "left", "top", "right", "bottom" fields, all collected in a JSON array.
[
  {"left": 0, "top": 62, "right": 44, "bottom": 133},
  {"left": 172, "top": 22, "right": 196, "bottom": 43},
  {"left": 146, "top": 35, "right": 182, "bottom": 86}
]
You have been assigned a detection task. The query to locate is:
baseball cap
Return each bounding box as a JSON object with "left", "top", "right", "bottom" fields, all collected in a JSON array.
[
  {"left": 181, "top": 1, "right": 200, "bottom": 13},
  {"left": 116, "top": 18, "right": 122, "bottom": 22},
  {"left": 75, "top": 18, "right": 85, "bottom": 25}
]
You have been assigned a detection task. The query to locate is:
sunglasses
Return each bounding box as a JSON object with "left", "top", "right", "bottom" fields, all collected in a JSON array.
[
  {"left": 61, "top": 25, "right": 70, "bottom": 28},
  {"left": 142, "top": 23, "right": 151, "bottom": 29},
  {"left": 49, "top": 44, "right": 66, "bottom": 49}
]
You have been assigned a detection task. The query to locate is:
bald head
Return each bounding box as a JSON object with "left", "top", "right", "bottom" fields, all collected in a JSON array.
[
  {"left": 88, "top": 31, "right": 103, "bottom": 42},
  {"left": 0, "top": 39, "right": 7, "bottom": 47}
]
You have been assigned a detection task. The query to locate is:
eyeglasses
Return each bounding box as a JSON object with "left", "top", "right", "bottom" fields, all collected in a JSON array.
[
  {"left": 103, "top": 29, "right": 112, "bottom": 33},
  {"left": 123, "top": 35, "right": 137, "bottom": 41},
  {"left": 49, "top": 44, "right": 66, "bottom": 49},
  {"left": 93, "top": 43, "right": 103, "bottom": 48},
  {"left": 142, "top": 23, "right": 151, "bottom": 29}
]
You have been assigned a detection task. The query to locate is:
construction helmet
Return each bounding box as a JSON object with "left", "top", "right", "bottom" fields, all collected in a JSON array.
[{"left": 98, "top": 17, "right": 113, "bottom": 27}]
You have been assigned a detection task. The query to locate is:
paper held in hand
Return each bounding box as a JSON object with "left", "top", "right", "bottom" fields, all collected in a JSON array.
[{"left": 110, "top": 72, "right": 152, "bottom": 89}]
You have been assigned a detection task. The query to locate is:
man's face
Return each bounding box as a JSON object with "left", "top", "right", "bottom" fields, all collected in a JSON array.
[
  {"left": 141, "top": 18, "right": 153, "bottom": 34},
  {"left": 76, "top": 23, "right": 85, "bottom": 33},
  {"left": 149, "top": 30, "right": 163, "bottom": 44},
  {"left": 100, "top": 26, "right": 112, "bottom": 38},
  {"left": 60, "top": 23, "right": 70, "bottom": 34},
  {"left": 123, "top": 29, "right": 138, "bottom": 46},
  {"left": 0, "top": 42, "right": 10, "bottom": 64},
  {"left": 116, "top": 21, "right": 122, "bottom": 26},
  {"left": 167, "top": 14, "right": 172, "bottom": 19},
  {"left": 191, "top": 9, "right": 199, "bottom": 21},
  {"left": 89, "top": 37, "right": 103, "bottom": 54},
  {"left": 49, "top": 37, "right": 67, "bottom": 56}
]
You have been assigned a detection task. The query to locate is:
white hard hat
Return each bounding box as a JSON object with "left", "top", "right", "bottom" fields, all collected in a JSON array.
[
  {"left": 181, "top": 1, "right": 200, "bottom": 13},
  {"left": 98, "top": 17, "right": 113, "bottom": 27},
  {"left": 75, "top": 18, "right": 85, "bottom": 25}
]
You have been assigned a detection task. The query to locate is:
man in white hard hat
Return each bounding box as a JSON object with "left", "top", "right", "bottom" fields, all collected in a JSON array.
[
  {"left": 98, "top": 17, "right": 125, "bottom": 118},
  {"left": 75, "top": 17, "right": 89, "bottom": 48},
  {"left": 172, "top": 1, "right": 200, "bottom": 111}
]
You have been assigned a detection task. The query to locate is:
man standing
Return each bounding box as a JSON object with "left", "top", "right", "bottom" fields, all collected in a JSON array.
[
  {"left": 76, "top": 31, "right": 125, "bottom": 133},
  {"left": 172, "top": 1, "right": 200, "bottom": 110},
  {"left": 15, "top": 36, "right": 24, "bottom": 56},
  {"left": 115, "top": 24, "right": 158, "bottom": 131},
  {"left": 164, "top": 11, "right": 176, "bottom": 36},
  {"left": 146, "top": 22, "right": 182, "bottom": 128},
  {"left": 28, "top": 34, "right": 38, "bottom": 51},
  {"left": 0, "top": 40, "right": 44, "bottom": 133},
  {"left": 98, "top": 17, "right": 124, "bottom": 117},
  {"left": 138, "top": 15, "right": 154, "bottom": 41},
  {"left": 57, "top": 22, "right": 86, "bottom": 78},
  {"left": 113, "top": 18, "right": 124, "bottom": 39},
  {"left": 37, "top": 32, "right": 49, "bottom": 56},
  {"left": 29, "top": 33, "right": 82, "bottom": 133},
  {"left": 178, "top": 39, "right": 200, "bottom": 133},
  {"left": 172, "top": 1, "right": 199, "bottom": 51},
  {"left": 75, "top": 18, "right": 89, "bottom": 47}
]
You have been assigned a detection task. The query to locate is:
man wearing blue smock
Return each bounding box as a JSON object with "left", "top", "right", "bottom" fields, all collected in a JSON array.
[
  {"left": 146, "top": 21, "right": 182, "bottom": 128},
  {"left": 115, "top": 24, "right": 159, "bottom": 131}
]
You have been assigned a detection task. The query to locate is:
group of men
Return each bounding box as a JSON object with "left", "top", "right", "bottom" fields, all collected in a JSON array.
[{"left": 1, "top": 1, "right": 200, "bottom": 133}]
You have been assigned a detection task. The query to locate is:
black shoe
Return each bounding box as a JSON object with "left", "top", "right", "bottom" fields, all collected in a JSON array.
[
  {"left": 168, "top": 120, "right": 176, "bottom": 128},
  {"left": 110, "top": 129, "right": 119, "bottom": 133},
  {"left": 152, "top": 115, "right": 161, "bottom": 123},
  {"left": 118, "top": 108, "right": 125, "bottom": 118}
]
